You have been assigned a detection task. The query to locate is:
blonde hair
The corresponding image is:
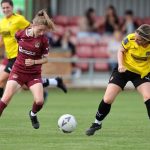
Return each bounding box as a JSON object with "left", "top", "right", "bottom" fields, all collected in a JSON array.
[
  {"left": 32, "top": 9, "right": 55, "bottom": 31},
  {"left": 136, "top": 24, "right": 150, "bottom": 42}
]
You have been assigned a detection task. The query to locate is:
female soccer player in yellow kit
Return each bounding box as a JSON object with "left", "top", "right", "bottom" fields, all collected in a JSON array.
[
  {"left": 86, "top": 24, "right": 150, "bottom": 136},
  {"left": 0, "top": 0, "right": 67, "bottom": 99}
]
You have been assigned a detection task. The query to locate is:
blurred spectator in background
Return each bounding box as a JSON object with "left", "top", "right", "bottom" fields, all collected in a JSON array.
[
  {"left": 52, "top": 29, "right": 76, "bottom": 55},
  {"left": 78, "top": 7, "right": 97, "bottom": 32},
  {"left": 77, "top": 7, "right": 100, "bottom": 39},
  {"left": 16, "top": 8, "right": 23, "bottom": 15},
  {"left": 96, "top": 5, "right": 120, "bottom": 35},
  {"left": 108, "top": 30, "right": 123, "bottom": 72},
  {"left": 121, "top": 10, "right": 138, "bottom": 35},
  {"left": 51, "top": 30, "right": 81, "bottom": 78}
]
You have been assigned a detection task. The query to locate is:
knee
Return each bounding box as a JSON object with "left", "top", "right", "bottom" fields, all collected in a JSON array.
[
  {"left": 103, "top": 96, "right": 114, "bottom": 104},
  {"left": 0, "top": 79, "right": 6, "bottom": 87},
  {"left": 34, "top": 97, "right": 44, "bottom": 105},
  {"left": 143, "top": 95, "right": 150, "bottom": 101}
]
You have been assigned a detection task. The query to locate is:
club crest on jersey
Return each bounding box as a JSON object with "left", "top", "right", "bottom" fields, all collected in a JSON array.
[
  {"left": 35, "top": 42, "right": 40, "bottom": 48},
  {"left": 146, "top": 52, "right": 150, "bottom": 56},
  {"left": 123, "top": 38, "right": 129, "bottom": 45}
]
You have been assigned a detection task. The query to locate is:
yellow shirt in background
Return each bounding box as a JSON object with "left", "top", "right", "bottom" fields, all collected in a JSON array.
[
  {"left": 122, "top": 33, "right": 150, "bottom": 78},
  {"left": 0, "top": 14, "right": 30, "bottom": 59}
]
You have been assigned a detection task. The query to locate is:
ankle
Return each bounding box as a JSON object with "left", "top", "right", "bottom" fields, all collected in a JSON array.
[{"left": 94, "top": 119, "right": 102, "bottom": 125}]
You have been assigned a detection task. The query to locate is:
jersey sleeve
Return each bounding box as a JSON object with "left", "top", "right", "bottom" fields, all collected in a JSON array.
[
  {"left": 121, "top": 35, "right": 131, "bottom": 50},
  {"left": 42, "top": 36, "right": 49, "bottom": 56},
  {"left": 15, "top": 30, "right": 23, "bottom": 42}
]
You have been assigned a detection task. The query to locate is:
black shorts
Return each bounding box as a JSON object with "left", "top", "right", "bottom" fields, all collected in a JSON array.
[
  {"left": 4, "top": 58, "right": 16, "bottom": 73},
  {"left": 109, "top": 67, "right": 150, "bottom": 90}
]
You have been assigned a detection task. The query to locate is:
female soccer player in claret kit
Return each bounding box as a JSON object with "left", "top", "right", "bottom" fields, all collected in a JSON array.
[
  {"left": 0, "top": 0, "right": 67, "bottom": 102},
  {"left": 0, "top": 9, "right": 57, "bottom": 129},
  {"left": 86, "top": 24, "right": 150, "bottom": 136}
]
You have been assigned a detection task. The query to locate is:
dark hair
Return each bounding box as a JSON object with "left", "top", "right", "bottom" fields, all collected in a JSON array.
[
  {"left": 107, "top": 5, "right": 117, "bottom": 16},
  {"left": 136, "top": 24, "right": 150, "bottom": 42},
  {"left": 125, "top": 9, "right": 133, "bottom": 16},
  {"left": 85, "top": 7, "right": 95, "bottom": 27},
  {"left": 106, "top": 5, "right": 119, "bottom": 25},
  {"left": 85, "top": 7, "right": 95, "bottom": 17},
  {"left": 1, "top": 0, "right": 13, "bottom": 6}
]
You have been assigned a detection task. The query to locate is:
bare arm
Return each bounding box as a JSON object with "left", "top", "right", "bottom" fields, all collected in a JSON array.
[
  {"left": 117, "top": 45, "right": 126, "bottom": 73},
  {"left": 0, "top": 35, "right": 4, "bottom": 47},
  {"left": 25, "top": 55, "right": 48, "bottom": 66}
]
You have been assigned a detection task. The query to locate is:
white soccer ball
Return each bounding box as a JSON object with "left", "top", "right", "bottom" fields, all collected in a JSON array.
[{"left": 58, "top": 114, "right": 77, "bottom": 133}]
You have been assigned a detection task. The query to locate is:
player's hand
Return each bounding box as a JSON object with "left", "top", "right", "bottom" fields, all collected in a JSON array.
[
  {"left": 118, "top": 65, "right": 126, "bottom": 73},
  {"left": 25, "top": 59, "right": 35, "bottom": 66}
]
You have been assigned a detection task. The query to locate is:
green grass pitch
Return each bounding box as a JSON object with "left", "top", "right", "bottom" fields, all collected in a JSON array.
[{"left": 0, "top": 89, "right": 149, "bottom": 150}]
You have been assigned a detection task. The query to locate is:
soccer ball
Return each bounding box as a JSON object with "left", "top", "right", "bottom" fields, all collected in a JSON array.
[{"left": 58, "top": 114, "right": 77, "bottom": 133}]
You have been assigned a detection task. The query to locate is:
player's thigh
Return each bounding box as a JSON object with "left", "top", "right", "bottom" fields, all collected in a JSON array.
[
  {"left": 103, "top": 83, "right": 122, "bottom": 104},
  {"left": 1, "top": 80, "right": 21, "bottom": 104},
  {"left": 0, "top": 64, "right": 5, "bottom": 73},
  {"left": 29, "top": 83, "right": 44, "bottom": 104},
  {"left": 137, "top": 82, "right": 150, "bottom": 101},
  {"left": 0, "top": 70, "right": 9, "bottom": 86}
]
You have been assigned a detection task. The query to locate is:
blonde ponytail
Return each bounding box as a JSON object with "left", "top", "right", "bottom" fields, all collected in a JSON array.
[{"left": 32, "top": 9, "right": 55, "bottom": 31}]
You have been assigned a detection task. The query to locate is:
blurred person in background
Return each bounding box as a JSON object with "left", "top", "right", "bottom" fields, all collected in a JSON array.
[
  {"left": 121, "top": 9, "right": 138, "bottom": 35},
  {"left": 108, "top": 30, "right": 123, "bottom": 72},
  {"left": 0, "top": 9, "right": 57, "bottom": 129},
  {"left": 96, "top": 5, "right": 120, "bottom": 35},
  {"left": 50, "top": 29, "right": 81, "bottom": 79},
  {"left": 0, "top": 0, "right": 67, "bottom": 101},
  {"left": 86, "top": 24, "right": 150, "bottom": 136},
  {"left": 77, "top": 7, "right": 100, "bottom": 39},
  {"left": 16, "top": 8, "right": 23, "bottom": 15},
  {"left": 52, "top": 29, "right": 76, "bottom": 54}
]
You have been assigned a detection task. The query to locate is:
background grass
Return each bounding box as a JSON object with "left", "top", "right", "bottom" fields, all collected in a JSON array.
[{"left": 0, "top": 89, "right": 149, "bottom": 150}]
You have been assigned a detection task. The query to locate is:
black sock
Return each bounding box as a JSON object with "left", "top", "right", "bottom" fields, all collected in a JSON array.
[
  {"left": 0, "top": 88, "right": 4, "bottom": 98},
  {"left": 145, "top": 99, "right": 150, "bottom": 119},
  {"left": 96, "top": 99, "right": 111, "bottom": 121},
  {"left": 42, "top": 78, "right": 49, "bottom": 88}
]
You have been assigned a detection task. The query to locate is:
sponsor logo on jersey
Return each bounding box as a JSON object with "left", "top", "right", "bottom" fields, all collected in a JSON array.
[
  {"left": 1, "top": 31, "right": 11, "bottom": 37},
  {"left": 19, "top": 46, "right": 36, "bottom": 56},
  {"left": 146, "top": 51, "right": 150, "bottom": 56},
  {"left": 131, "top": 53, "right": 147, "bottom": 61}
]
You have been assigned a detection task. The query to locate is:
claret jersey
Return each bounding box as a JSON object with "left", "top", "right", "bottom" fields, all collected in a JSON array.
[
  {"left": 13, "top": 28, "right": 49, "bottom": 74},
  {"left": 122, "top": 33, "right": 150, "bottom": 78}
]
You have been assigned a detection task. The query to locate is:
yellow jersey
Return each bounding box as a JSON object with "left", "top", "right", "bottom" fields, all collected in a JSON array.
[
  {"left": 0, "top": 14, "right": 30, "bottom": 59},
  {"left": 122, "top": 33, "right": 150, "bottom": 78}
]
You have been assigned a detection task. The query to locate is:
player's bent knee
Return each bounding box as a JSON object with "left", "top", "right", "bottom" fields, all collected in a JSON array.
[
  {"left": 103, "top": 97, "right": 114, "bottom": 104},
  {"left": 35, "top": 99, "right": 44, "bottom": 105},
  {"left": 0, "top": 79, "right": 7, "bottom": 86},
  {"left": 143, "top": 95, "right": 150, "bottom": 101}
]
